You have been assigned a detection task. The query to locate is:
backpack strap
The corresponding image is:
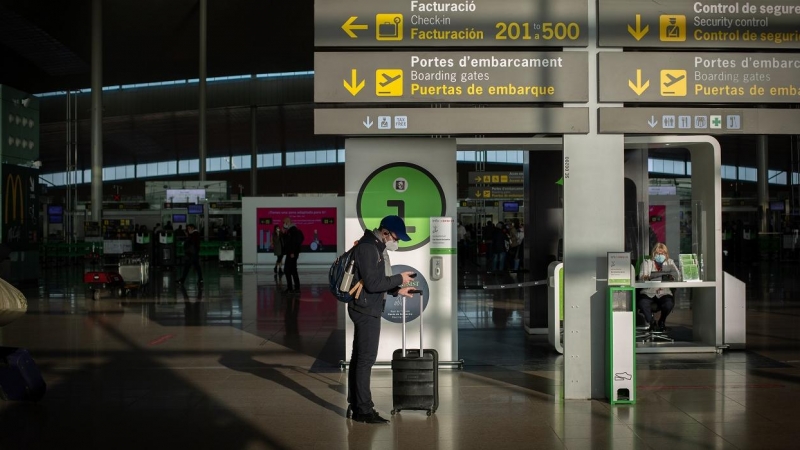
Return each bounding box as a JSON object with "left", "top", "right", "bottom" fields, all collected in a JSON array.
[{"left": 349, "top": 280, "right": 364, "bottom": 298}]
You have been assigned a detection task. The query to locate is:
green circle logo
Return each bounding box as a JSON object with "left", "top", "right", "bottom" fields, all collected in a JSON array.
[{"left": 357, "top": 162, "right": 446, "bottom": 251}]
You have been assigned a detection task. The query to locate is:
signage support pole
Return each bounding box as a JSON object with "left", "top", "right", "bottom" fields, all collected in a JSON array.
[
  {"left": 562, "top": 0, "right": 625, "bottom": 399},
  {"left": 757, "top": 135, "right": 769, "bottom": 233}
]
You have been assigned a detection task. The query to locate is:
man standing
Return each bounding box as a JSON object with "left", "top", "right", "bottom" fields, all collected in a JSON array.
[
  {"left": 347, "top": 215, "right": 416, "bottom": 424},
  {"left": 177, "top": 224, "right": 202, "bottom": 285},
  {"left": 282, "top": 217, "right": 303, "bottom": 293},
  {"left": 457, "top": 220, "right": 468, "bottom": 266}
]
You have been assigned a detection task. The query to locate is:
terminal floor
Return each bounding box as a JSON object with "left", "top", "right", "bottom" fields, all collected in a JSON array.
[{"left": 0, "top": 261, "right": 799, "bottom": 449}]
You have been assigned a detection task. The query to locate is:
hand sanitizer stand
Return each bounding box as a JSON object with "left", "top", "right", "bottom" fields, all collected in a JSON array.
[{"left": 607, "top": 252, "right": 635, "bottom": 405}]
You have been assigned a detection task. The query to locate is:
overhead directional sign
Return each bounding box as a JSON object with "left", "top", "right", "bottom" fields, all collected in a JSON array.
[
  {"left": 599, "top": 52, "right": 800, "bottom": 103},
  {"left": 315, "top": 52, "right": 588, "bottom": 103},
  {"left": 315, "top": 0, "right": 588, "bottom": 47},
  {"left": 314, "top": 108, "right": 589, "bottom": 135},
  {"left": 468, "top": 171, "right": 524, "bottom": 185},
  {"left": 599, "top": 107, "right": 800, "bottom": 135},
  {"left": 468, "top": 186, "right": 524, "bottom": 200},
  {"left": 599, "top": 0, "right": 800, "bottom": 48}
]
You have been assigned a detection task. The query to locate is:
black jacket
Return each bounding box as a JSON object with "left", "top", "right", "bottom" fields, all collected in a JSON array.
[
  {"left": 348, "top": 230, "right": 403, "bottom": 318},
  {"left": 282, "top": 225, "right": 303, "bottom": 256},
  {"left": 184, "top": 229, "right": 201, "bottom": 258}
]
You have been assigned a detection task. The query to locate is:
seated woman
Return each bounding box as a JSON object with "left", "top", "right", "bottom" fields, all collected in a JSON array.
[{"left": 638, "top": 243, "right": 682, "bottom": 331}]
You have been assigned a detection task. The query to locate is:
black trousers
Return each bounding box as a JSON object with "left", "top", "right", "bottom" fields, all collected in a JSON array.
[
  {"left": 638, "top": 294, "right": 674, "bottom": 324},
  {"left": 348, "top": 308, "right": 381, "bottom": 415},
  {"left": 284, "top": 254, "right": 299, "bottom": 289},
  {"left": 180, "top": 255, "right": 202, "bottom": 282}
]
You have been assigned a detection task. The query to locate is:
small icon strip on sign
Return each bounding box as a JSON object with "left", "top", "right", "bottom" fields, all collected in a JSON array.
[
  {"left": 365, "top": 115, "right": 410, "bottom": 131},
  {"left": 646, "top": 114, "right": 743, "bottom": 131}
]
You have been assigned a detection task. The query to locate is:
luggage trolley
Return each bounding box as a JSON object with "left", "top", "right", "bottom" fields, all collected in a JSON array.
[
  {"left": 117, "top": 253, "right": 150, "bottom": 296},
  {"left": 219, "top": 242, "right": 236, "bottom": 268},
  {"left": 83, "top": 243, "right": 125, "bottom": 301}
]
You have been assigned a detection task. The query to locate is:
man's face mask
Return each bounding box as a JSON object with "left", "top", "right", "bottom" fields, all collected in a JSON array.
[{"left": 383, "top": 232, "right": 399, "bottom": 251}]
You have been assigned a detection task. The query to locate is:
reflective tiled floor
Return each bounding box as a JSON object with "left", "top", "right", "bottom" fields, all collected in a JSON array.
[{"left": 0, "top": 260, "right": 799, "bottom": 449}]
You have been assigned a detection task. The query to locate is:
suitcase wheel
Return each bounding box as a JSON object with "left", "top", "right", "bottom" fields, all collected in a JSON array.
[
  {"left": 427, "top": 410, "right": 433, "bottom": 416},
  {"left": 391, "top": 409, "right": 397, "bottom": 415},
  {"left": 92, "top": 290, "right": 100, "bottom": 301}
]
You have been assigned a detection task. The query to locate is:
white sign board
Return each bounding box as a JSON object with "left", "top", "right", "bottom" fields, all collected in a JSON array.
[{"left": 608, "top": 252, "right": 632, "bottom": 286}]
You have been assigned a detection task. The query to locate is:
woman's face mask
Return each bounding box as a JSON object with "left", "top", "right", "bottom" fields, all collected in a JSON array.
[{"left": 654, "top": 254, "right": 666, "bottom": 264}]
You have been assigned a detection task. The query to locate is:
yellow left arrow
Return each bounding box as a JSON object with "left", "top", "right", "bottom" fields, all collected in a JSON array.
[
  {"left": 342, "top": 16, "right": 368, "bottom": 38},
  {"left": 628, "top": 69, "right": 650, "bottom": 96},
  {"left": 343, "top": 69, "right": 365, "bottom": 96}
]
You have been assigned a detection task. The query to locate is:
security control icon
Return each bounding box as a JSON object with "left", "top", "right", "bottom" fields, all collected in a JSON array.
[{"left": 660, "top": 15, "right": 686, "bottom": 41}]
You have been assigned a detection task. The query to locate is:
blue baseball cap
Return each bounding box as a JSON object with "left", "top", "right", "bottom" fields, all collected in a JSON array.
[{"left": 379, "top": 215, "right": 411, "bottom": 241}]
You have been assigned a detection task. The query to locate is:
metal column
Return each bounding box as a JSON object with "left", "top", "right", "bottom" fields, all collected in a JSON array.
[
  {"left": 250, "top": 105, "right": 257, "bottom": 196},
  {"left": 198, "top": 0, "right": 207, "bottom": 181},
  {"left": 90, "top": 0, "right": 103, "bottom": 222},
  {"left": 757, "top": 135, "right": 769, "bottom": 232},
  {"left": 562, "top": 0, "right": 625, "bottom": 399}
]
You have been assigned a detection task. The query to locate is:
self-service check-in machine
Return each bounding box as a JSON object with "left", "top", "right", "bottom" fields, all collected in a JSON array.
[{"left": 607, "top": 252, "right": 635, "bottom": 405}]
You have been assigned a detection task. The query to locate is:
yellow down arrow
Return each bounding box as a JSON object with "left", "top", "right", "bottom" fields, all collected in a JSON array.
[
  {"left": 342, "top": 16, "right": 368, "bottom": 38},
  {"left": 628, "top": 69, "right": 649, "bottom": 96},
  {"left": 627, "top": 14, "right": 649, "bottom": 41},
  {"left": 343, "top": 69, "right": 365, "bottom": 96}
]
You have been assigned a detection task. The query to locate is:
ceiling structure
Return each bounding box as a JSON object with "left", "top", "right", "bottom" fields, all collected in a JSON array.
[
  {"left": 0, "top": 0, "right": 316, "bottom": 171},
  {"left": 0, "top": 0, "right": 314, "bottom": 94}
]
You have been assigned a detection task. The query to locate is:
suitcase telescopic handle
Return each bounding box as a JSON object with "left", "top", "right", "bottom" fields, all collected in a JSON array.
[{"left": 401, "top": 290, "right": 424, "bottom": 357}]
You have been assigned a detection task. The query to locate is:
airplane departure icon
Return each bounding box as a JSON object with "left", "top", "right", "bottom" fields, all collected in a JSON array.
[
  {"left": 380, "top": 72, "right": 401, "bottom": 87},
  {"left": 663, "top": 73, "right": 685, "bottom": 87},
  {"left": 376, "top": 69, "right": 403, "bottom": 96},
  {"left": 660, "top": 69, "right": 687, "bottom": 96}
]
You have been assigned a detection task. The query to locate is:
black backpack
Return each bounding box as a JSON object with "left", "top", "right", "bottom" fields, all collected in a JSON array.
[{"left": 328, "top": 242, "right": 363, "bottom": 303}]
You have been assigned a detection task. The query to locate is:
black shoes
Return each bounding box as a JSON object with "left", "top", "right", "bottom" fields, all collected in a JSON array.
[{"left": 351, "top": 409, "right": 390, "bottom": 424}]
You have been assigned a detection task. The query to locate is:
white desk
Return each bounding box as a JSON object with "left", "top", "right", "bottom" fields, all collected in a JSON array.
[
  {"left": 633, "top": 281, "right": 715, "bottom": 289},
  {"left": 632, "top": 280, "right": 720, "bottom": 353}
]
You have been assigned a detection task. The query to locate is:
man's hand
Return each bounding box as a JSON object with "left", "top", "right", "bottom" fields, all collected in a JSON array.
[
  {"left": 400, "top": 271, "right": 416, "bottom": 285},
  {"left": 397, "top": 287, "right": 416, "bottom": 297}
]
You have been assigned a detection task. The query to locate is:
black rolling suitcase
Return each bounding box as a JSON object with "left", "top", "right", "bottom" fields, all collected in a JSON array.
[
  {"left": 391, "top": 290, "right": 438, "bottom": 416},
  {"left": 0, "top": 347, "right": 46, "bottom": 402}
]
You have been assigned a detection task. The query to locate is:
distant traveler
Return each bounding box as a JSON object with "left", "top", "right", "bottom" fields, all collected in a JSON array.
[
  {"left": 177, "top": 224, "right": 202, "bottom": 285},
  {"left": 281, "top": 217, "right": 304, "bottom": 293},
  {"left": 272, "top": 225, "right": 284, "bottom": 277}
]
